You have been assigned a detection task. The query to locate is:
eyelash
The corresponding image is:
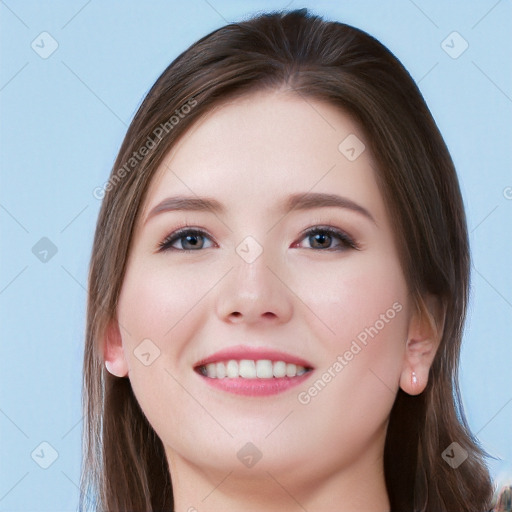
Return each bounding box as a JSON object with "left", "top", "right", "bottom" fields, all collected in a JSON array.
[{"left": 157, "top": 223, "right": 360, "bottom": 253}]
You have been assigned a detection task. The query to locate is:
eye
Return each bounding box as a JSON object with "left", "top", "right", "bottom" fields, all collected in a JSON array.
[
  {"left": 158, "top": 225, "right": 359, "bottom": 253},
  {"left": 295, "top": 226, "right": 359, "bottom": 251},
  {"left": 158, "top": 228, "right": 215, "bottom": 252}
]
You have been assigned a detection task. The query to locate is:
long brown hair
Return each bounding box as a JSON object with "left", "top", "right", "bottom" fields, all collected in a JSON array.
[{"left": 80, "top": 9, "right": 494, "bottom": 511}]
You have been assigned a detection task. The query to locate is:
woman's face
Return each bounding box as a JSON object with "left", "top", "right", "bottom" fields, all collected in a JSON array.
[{"left": 109, "top": 89, "right": 418, "bottom": 492}]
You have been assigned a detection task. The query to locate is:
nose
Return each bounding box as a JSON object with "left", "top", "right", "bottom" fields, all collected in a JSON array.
[{"left": 215, "top": 244, "right": 293, "bottom": 326}]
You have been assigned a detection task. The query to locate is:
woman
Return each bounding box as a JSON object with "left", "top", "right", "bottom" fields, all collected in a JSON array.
[{"left": 80, "top": 8, "right": 496, "bottom": 512}]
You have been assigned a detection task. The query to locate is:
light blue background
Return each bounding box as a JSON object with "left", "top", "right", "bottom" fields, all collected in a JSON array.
[{"left": 1, "top": 1, "right": 511, "bottom": 510}]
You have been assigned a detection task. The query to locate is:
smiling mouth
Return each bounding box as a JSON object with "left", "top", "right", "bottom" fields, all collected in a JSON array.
[{"left": 195, "top": 359, "right": 313, "bottom": 379}]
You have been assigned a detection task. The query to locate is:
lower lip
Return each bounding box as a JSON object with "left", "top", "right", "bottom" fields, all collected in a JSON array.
[{"left": 198, "top": 372, "right": 313, "bottom": 396}]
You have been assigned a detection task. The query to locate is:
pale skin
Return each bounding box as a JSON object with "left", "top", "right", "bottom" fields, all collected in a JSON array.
[{"left": 104, "top": 89, "right": 444, "bottom": 511}]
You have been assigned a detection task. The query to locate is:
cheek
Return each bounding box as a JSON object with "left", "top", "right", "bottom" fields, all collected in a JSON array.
[
  {"left": 115, "top": 259, "right": 211, "bottom": 434},
  {"left": 294, "top": 252, "right": 408, "bottom": 406},
  {"left": 115, "top": 259, "right": 197, "bottom": 398},
  {"left": 118, "top": 256, "right": 216, "bottom": 347},
  {"left": 297, "top": 250, "right": 408, "bottom": 348}
]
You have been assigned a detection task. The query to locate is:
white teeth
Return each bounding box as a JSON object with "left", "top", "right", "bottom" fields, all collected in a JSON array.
[
  {"left": 256, "top": 360, "right": 273, "bottom": 379},
  {"left": 199, "top": 359, "right": 308, "bottom": 379},
  {"left": 226, "top": 360, "right": 238, "bottom": 378},
  {"left": 206, "top": 363, "right": 216, "bottom": 378},
  {"left": 286, "top": 363, "right": 297, "bottom": 377},
  {"left": 239, "top": 359, "right": 256, "bottom": 378},
  {"left": 216, "top": 362, "right": 226, "bottom": 378},
  {"left": 273, "top": 360, "right": 287, "bottom": 378}
]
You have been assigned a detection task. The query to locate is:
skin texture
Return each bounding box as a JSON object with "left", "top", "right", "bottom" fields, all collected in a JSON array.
[{"left": 104, "top": 89, "right": 441, "bottom": 512}]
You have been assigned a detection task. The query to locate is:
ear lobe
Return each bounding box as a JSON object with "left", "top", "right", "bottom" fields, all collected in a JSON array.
[
  {"left": 103, "top": 320, "right": 129, "bottom": 377},
  {"left": 400, "top": 294, "right": 446, "bottom": 396}
]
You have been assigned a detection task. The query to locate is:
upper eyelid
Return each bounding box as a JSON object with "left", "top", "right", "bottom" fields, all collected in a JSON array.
[{"left": 158, "top": 227, "right": 215, "bottom": 250}]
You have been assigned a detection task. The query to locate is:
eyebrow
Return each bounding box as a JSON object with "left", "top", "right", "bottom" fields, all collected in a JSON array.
[{"left": 144, "top": 192, "right": 376, "bottom": 225}]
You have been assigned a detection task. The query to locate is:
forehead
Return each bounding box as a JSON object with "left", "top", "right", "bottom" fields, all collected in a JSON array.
[{"left": 141, "top": 89, "right": 387, "bottom": 225}]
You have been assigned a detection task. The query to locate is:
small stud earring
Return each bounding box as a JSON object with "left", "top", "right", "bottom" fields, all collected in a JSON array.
[{"left": 411, "top": 371, "right": 418, "bottom": 385}]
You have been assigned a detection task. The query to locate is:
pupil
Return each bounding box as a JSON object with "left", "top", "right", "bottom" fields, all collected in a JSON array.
[
  {"left": 185, "top": 235, "right": 200, "bottom": 248},
  {"left": 313, "top": 233, "right": 329, "bottom": 248}
]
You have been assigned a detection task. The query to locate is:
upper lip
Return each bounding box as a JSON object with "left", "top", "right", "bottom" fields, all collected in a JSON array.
[{"left": 194, "top": 344, "right": 314, "bottom": 369}]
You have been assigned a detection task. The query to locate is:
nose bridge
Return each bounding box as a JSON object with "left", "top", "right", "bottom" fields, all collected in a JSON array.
[{"left": 215, "top": 233, "right": 293, "bottom": 324}]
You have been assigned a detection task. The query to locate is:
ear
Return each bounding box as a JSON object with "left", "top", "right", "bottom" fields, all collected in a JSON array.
[
  {"left": 103, "top": 319, "right": 129, "bottom": 377},
  {"left": 400, "top": 294, "right": 446, "bottom": 396}
]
